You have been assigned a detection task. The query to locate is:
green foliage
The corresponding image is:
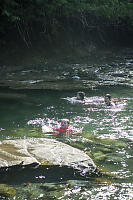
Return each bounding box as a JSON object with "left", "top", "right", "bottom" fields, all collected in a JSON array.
[
  {"left": 88, "top": 0, "right": 133, "bottom": 20},
  {"left": 1, "top": 0, "right": 133, "bottom": 23},
  {"left": 0, "top": 0, "right": 133, "bottom": 42}
]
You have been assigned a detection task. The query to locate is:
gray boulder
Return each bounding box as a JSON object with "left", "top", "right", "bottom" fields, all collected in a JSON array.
[{"left": 0, "top": 138, "right": 96, "bottom": 173}]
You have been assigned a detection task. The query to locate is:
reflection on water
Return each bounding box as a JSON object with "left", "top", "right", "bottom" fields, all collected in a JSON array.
[{"left": 0, "top": 48, "right": 133, "bottom": 199}]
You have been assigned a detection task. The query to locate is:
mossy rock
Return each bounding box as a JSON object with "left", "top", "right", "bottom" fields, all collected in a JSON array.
[
  {"left": 106, "top": 155, "right": 123, "bottom": 163},
  {"left": 82, "top": 133, "right": 98, "bottom": 141},
  {"left": 100, "top": 138, "right": 126, "bottom": 149},
  {"left": 95, "top": 177, "right": 113, "bottom": 185},
  {"left": 95, "top": 147, "right": 112, "bottom": 154},
  {"left": 82, "top": 133, "right": 100, "bottom": 146},
  {"left": 16, "top": 182, "right": 60, "bottom": 200},
  {"left": 97, "top": 167, "right": 115, "bottom": 177},
  {"left": 93, "top": 151, "right": 107, "bottom": 163},
  {"left": 0, "top": 184, "right": 16, "bottom": 197},
  {"left": 85, "top": 151, "right": 92, "bottom": 158},
  {"left": 100, "top": 138, "right": 116, "bottom": 146},
  {"left": 40, "top": 183, "right": 58, "bottom": 192},
  {"left": 40, "top": 183, "right": 66, "bottom": 199},
  {"left": 97, "top": 167, "right": 121, "bottom": 181},
  {"left": 70, "top": 142, "right": 85, "bottom": 150},
  {"left": 114, "top": 141, "right": 126, "bottom": 148},
  {"left": 67, "top": 180, "right": 88, "bottom": 187}
]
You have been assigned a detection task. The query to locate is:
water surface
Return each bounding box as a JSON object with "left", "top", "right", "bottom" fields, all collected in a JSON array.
[{"left": 0, "top": 48, "right": 133, "bottom": 199}]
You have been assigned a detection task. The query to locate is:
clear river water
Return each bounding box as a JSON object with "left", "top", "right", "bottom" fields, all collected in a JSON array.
[{"left": 0, "top": 47, "right": 133, "bottom": 199}]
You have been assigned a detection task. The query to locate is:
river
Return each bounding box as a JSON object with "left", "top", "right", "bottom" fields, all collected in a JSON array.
[{"left": 0, "top": 47, "right": 133, "bottom": 199}]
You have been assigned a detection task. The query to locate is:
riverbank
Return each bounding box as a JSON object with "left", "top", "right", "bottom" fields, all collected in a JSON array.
[{"left": 1, "top": 20, "right": 133, "bottom": 68}]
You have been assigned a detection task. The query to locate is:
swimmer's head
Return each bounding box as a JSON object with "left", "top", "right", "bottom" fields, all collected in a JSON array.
[
  {"left": 104, "top": 94, "right": 111, "bottom": 105},
  {"left": 77, "top": 91, "right": 85, "bottom": 100},
  {"left": 105, "top": 94, "right": 111, "bottom": 100},
  {"left": 61, "top": 119, "right": 70, "bottom": 129}
]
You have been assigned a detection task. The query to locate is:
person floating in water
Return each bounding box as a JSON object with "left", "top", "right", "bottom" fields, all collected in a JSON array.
[
  {"left": 62, "top": 91, "right": 86, "bottom": 104},
  {"left": 76, "top": 91, "right": 85, "bottom": 101},
  {"left": 53, "top": 119, "right": 73, "bottom": 133},
  {"left": 104, "top": 94, "right": 115, "bottom": 107}
]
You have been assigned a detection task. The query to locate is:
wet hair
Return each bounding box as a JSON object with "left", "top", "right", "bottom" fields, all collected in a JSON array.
[
  {"left": 105, "top": 94, "right": 111, "bottom": 100},
  {"left": 77, "top": 91, "right": 85, "bottom": 100},
  {"left": 61, "top": 119, "right": 69, "bottom": 125}
]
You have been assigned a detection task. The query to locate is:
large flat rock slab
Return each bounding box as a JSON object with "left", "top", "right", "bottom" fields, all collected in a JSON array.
[{"left": 0, "top": 138, "right": 96, "bottom": 173}]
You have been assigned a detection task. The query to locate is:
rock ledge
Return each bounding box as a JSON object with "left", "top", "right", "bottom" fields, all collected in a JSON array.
[{"left": 0, "top": 138, "right": 96, "bottom": 173}]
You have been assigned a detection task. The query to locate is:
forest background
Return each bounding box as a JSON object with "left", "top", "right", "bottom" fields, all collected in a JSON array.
[{"left": 1, "top": 0, "right": 133, "bottom": 65}]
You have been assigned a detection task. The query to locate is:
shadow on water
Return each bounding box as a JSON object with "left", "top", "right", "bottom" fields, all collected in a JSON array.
[{"left": 0, "top": 164, "right": 95, "bottom": 185}]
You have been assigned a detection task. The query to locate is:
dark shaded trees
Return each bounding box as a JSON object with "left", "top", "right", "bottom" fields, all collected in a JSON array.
[{"left": 0, "top": 0, "right": 133, "bottom": 46}]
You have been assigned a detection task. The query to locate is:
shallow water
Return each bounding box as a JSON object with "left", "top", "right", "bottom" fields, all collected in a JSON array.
[{"left": 0, "top": 48, "right": 133, "bottom": 199}]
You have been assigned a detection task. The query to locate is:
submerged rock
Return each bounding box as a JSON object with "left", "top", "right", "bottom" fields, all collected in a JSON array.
[
  {"left": 93, "top": 151, "right": 107, "bottom": 163},
  {"left": 0, "top": 184, "right": 16, "bottom": 197},
  {"left": 0, "top": 138, "right": 96, "bottom": 174}
]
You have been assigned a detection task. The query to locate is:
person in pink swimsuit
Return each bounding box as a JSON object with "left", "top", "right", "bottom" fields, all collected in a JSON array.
[{"left": 53, "top": 119, "right": 73, "bottom": 133}]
